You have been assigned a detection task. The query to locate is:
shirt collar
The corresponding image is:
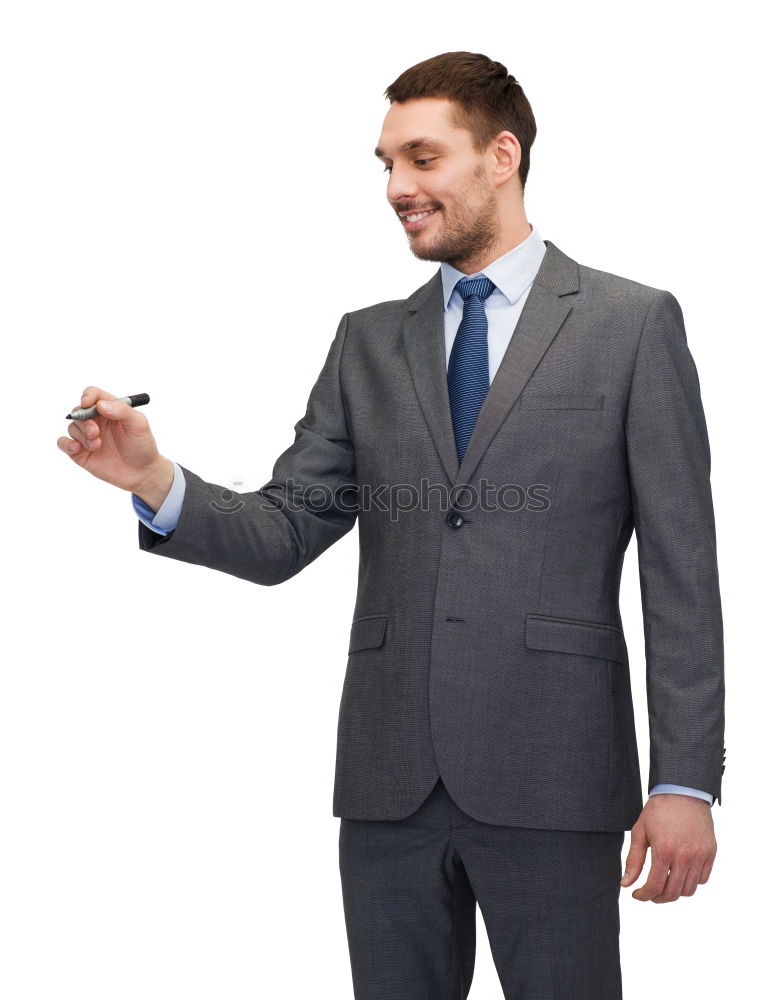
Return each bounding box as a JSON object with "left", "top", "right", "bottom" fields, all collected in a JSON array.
[{"left": 440, "top": 223, "right": 546, "bottom": 309}]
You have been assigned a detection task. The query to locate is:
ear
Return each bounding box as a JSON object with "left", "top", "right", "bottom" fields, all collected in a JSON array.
[{"left": 492, "top": 130, "right": 521, "bottom": 188}]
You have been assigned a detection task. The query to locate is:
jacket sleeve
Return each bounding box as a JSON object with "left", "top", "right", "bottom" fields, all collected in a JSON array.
[
  {"left": 137, "top": 311, "right": 358, "bottom": 586},
  {"left": 624, "top": 290, "right": 725, "bottom": 805}
]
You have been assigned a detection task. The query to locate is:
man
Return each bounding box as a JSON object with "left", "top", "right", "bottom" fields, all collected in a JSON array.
[{"left": 58, "top": 51, "right": 724, "bottom": 1000}]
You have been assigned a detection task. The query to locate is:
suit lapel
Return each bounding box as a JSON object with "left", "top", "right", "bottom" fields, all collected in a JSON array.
[
  {"left": 402, "top": 270, "right": 461, "bottom": 484},
  {"left": 401, "top": 239, "right": 580, "bottom": 491}
]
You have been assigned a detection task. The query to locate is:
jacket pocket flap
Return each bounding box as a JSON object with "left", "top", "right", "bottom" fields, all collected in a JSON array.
[
  {"left": 349, "top": 614, "right": 388, "bottom": 653},
  {"left": 520, "top": 392, "right": 604, "bottom": 410},
  {"left": 525, "top": 614, "right": 627, "bottom": 663}
]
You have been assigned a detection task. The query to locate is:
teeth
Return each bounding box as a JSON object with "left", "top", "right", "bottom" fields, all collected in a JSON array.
[{"left": 404, "top": 210, "right": 435, "bottom": 222}]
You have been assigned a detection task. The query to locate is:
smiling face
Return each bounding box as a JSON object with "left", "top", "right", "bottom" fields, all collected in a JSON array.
[{"left": 375, "top": 97, "right": 515, "bottom": 273}]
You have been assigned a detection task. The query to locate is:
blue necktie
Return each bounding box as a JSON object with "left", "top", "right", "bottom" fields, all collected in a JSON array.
[{"left": 447, "top": 275, "right": 496, "bottom": 464}]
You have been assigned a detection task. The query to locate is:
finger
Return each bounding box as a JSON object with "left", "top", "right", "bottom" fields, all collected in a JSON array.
[
  {"left": 92, "top": 396, "right": 146, "bottom": 431},
  {"left": 678, "top": 858, "right": 705, "bottom": 898},
  {"left": 57, "top": 435, "right": 83, "bottom": 456},
  {"left": 651, "top": 859, "right": 689, "bottom": 903},
  {"left": 74, "top": 418, "right": 102, "bottom": 440},
  {"left": 631, "top": 853, "right": 671, "bottom": 901},
  {"left": 698, "top": 855, "right": 714, "bottom": 884},
  {"left": 66, "top": 421, "right": 87, "bottom": 445},
  {"left": 67, "top": 421, "right": 98, "bottom": 449},
  {"left": 621, "top": 828, "right": 648, "bottom": 886},
  {"left": 80, "top": 385, "right": 119, "bottom": 407}
]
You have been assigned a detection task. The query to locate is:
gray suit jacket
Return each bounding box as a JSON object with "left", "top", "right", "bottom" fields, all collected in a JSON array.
[{"left": 138, "top": 239, "right": 725, "bottom": 831}]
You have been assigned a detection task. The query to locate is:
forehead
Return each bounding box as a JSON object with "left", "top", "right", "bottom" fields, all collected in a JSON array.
[{"left": 374, "top": 97, "right": 464, "bottom": 158}]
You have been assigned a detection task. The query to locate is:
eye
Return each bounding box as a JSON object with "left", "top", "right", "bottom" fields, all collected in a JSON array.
[{"left": 382, "top": 157, "right": 437, "bottom": 174}]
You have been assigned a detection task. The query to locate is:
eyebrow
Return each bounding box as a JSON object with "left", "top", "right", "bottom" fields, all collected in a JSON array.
[{"left": 374, "top": 137, "right": 448, "bottom": 160}]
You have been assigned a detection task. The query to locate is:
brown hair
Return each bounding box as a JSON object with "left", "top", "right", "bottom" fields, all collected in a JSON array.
[{"left": 384, "top": 51, "right": 536, "bottom": 191}]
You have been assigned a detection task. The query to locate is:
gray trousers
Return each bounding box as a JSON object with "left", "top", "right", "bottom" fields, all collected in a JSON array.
[{"left": 338, "top": 776, "right": 625, "bottom": 999}]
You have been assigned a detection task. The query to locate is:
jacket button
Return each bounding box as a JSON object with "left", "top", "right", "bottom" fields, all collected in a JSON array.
[{"left": 447, "top": 511, "right": 464, "bottom": 528}]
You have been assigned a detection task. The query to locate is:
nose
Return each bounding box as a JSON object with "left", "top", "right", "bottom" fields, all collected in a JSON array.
[{"left": 386, "top": 164, "right": 421, "bottom": 207}]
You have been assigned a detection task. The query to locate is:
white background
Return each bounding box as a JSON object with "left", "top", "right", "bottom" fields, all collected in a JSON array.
[{"left": 1, "top": 0, "right": 756, "bottom": 996}]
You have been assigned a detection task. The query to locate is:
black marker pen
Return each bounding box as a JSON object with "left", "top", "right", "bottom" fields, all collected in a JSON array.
[{"left": 66, "top": 393, "right": 150, "bottom": 420}]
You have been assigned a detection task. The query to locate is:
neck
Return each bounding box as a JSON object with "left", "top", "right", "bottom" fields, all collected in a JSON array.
[{"left": 456, "top": 213, "right": 532, "bottom": 275}]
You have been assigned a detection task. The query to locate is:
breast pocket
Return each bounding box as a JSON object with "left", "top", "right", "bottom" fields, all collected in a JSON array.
[{"left": 519, "top": 392, "right": 605, "bottom": 411}]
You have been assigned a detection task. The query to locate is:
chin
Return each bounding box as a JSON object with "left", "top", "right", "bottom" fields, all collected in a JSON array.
[
  {"left": 409, "top": 237, "right": 452, "bottom": 264},
  {"left": 409, "top": 245, "right": 442, "bottom": 263}
]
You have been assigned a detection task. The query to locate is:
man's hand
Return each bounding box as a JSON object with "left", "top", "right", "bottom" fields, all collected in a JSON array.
[
  {"left": 57, "top": 385, "right": 174, "bottom": 509},
  {"left": 621, "top": 793, "right": 717, "bottom": 902}
]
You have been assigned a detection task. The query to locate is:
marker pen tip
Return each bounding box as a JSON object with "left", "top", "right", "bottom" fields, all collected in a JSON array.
[{"left": 65, "top": 413, "right": 72, "bottom": 419}]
